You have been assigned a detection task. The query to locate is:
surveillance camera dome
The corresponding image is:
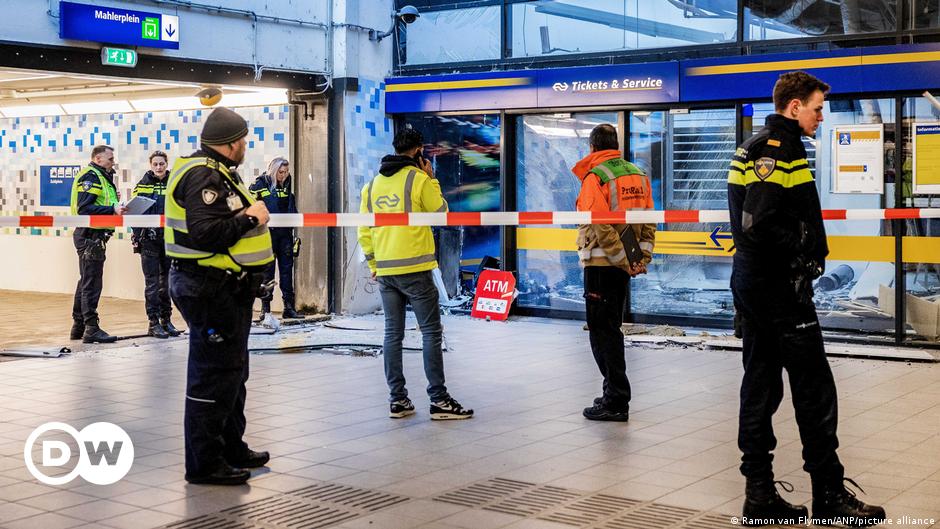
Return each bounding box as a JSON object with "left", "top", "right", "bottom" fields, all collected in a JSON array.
[{"left": 398, "top": 5, "right": 419, "bottom": 24}]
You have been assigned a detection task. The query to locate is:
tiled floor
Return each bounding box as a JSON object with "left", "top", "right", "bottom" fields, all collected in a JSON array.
[{"left": 0, "top": 314, "right": 938, "bottom": 528}]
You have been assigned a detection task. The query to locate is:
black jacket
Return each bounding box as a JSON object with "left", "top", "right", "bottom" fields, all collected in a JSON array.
[
  {"left": 171, "top": 146, "right": 255, "bottom": 254},
  {"left": 728, "top": 114, "right": 828, "bottom": 274},
  {"left": 249, "top": 173, "right": 296, "bottom": 215},
  {"left": 131, "top": 170, "right": 169, "bottom": 241},
  {"left": 74, "top": 162, "right": 118, "bottom": 237}
]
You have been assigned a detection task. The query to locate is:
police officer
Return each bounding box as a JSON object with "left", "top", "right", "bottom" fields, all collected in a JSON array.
[
  {"left": 249, "top": 157, "right": 299, "bottom": 319},
  {"left": 166, "top": 107, "right": 274, "bottom": 485},
  {"left": 70, "top": 145, "right": 126, "bottom": 343},
  {"left": 132, "top": 151, "right": 183, "bottom": 339},
  {"left": 728, "top": 71, "right": 885, "bottom": 526},
  {"left": 573, "top": 124, "right": 655, "bottom": 422}
]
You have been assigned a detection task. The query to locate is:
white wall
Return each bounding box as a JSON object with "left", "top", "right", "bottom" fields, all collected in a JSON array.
[
  {"left": 2, "top": 235, "right": 143, "bottom": 299},
  {"left": 1, "top": 0, "right": 330, "bottom": 74}
]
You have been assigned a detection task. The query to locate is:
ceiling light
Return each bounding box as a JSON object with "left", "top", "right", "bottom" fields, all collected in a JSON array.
[
  {"left": 61, "top": 100, "right": 134, "bottom": 114},
  {"left": 0, "top": 104, "right": 65, "bottom": 117},
  {"left": 220, "top": 89, "right": 288, "bottom": 108},
  {"left": 130, "top": 96, "right": 202, "bottom": 112}
]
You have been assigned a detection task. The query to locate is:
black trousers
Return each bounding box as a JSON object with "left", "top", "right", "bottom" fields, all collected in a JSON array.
[
  {"left": 71, "top": 230, "right": 108, "bottom": 325},
  {"left": 262, "top": 229, "right": 294, "bottom": 307},
  {"left": 584, "top": 266, "right": 632, "bottom": 410},
  {"left": 170, "top": 265, "right": 254, "bottom": 477},
  {"left": 732, "top": 264, "right": 844, "bottom": 483},
  {"left": 140, "top": 239, "right": 172, "bottom": 320}
]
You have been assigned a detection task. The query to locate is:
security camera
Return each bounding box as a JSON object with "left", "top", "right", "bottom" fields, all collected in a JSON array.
[
  {"left": 398, "top": 5, "right": 420, "bottom": 25},
  {"left": 371, "top": 5, "right": 420, "bottom": 41}
]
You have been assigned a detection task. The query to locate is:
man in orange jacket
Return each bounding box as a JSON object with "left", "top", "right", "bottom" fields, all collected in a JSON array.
[{"left": 574, "top": 124, "right": 655, "bottom": 421}]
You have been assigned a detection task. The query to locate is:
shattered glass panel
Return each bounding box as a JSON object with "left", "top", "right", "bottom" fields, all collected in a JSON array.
[
  {"left": 630, "top": 109, "right": 736, "bottom": 319},
  {"left": 745, "top": 0, "right": 897, "bottom": 40},
  {"left": 516, "top": 112, "right": 619, "bottom": 311},
  {"left": 403, "top": 6, "right": 501, "bottom": 65},
  {"left": 510, "top": 0, "right": 737, "bottom": 58},
  {"left": 403, "top": 114, "right": 502, "bottom": 297},
  {"left": 901, "top": 97, "right": 940, "bottom": 342}
]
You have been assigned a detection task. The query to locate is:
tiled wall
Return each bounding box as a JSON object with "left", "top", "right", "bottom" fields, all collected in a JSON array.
[
  {"left": 0, "top": 105, "right": 291, "bottom": 237},
  {"left": 344, "top": 77, "right": 392, "bottom": 211},
  {"left": 342, "top": 77, "right": 392, "bottom": 312}
]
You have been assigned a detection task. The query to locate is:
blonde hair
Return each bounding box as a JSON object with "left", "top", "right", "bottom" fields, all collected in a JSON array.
[{"left": 267, "top": 157, "right": 289, "bottom": 179}]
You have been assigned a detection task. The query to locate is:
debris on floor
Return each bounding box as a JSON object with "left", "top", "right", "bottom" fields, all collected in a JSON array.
[{"left": 0, "top": 346, "right": 71, "bottom": 358}]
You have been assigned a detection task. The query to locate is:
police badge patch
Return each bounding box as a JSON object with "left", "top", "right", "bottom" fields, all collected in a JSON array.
[
  {"left": 754, "top": 157, "right": 776, "bottom": 180},
  {"left": 202, "top": 189, "right": 218, "bottom": 204},
  {"left": 82, "top": 181, "right": 93, "bottom": 191}
]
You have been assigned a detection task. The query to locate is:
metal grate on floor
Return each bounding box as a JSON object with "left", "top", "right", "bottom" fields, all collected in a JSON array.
[
  {"left": 161, "top": 481, "right": 409, "bottom": 529},
  {"left": 434, "top": 478, "right": 736, "bottom": 528}
]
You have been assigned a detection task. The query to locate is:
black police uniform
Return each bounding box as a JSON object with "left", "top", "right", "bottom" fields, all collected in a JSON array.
[
  {"left": 169, "top": 147, "right": 269, "bottom": 483},
  {"left": 71, "top": 163, "right": 119, "bottom": 342},
  {"left": 729, "top": 114, "right": 842, "bottom": 484},
  {"left": 131, "top": 170, "right": 180, "bottom": 336},
  {"left": 249, "top": 172, "right": 297, "bottom": 314}
]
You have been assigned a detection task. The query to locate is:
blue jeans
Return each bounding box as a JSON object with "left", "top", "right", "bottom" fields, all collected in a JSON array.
[{"left": 378, "top": 270, "right": 448, "bottom": 402}]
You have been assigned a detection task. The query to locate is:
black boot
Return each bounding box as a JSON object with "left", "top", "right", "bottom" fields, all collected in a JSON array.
[
  {"left": 70, "top": 320, "right": 85, "bottom": 340},
  {"left": 812, "top": 478, "right": 886, "bottom": 527},
  {"left": 185, "top": 462, "right": 250, "bottom": 486},
  {"left": 161, "top": 317, "right": 183, "bottom": 336},
  {"left": 742, "top": 479, "right": 808, "bottom": 526},
  {"left": 225, "top": 449, "right": 270, "bottom": 469},
  {"left": 260, "top": 300, "right": 271, "bottom": 317},
  {"left": 148, "top": 319, "right": 169, "bottom": 339},
  {"left": 82, "top": 322, "right": 117, "bottom": 344},
  {"left": 282, "top": 306, "right": 300, "bottom": 319}
]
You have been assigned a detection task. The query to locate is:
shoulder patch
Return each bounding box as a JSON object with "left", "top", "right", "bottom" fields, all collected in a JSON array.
[
  {"left": 82, "top": 181, "right": 93, "bottom": 191},
  {"left": 766, "top": 139, "right": 781, "bottom": 147},
  {"left": 202, "top": 189, "right": 218, "bottom": 205},
  {"left": 754, "top": 157, "right": 776, "bottom": 180}
]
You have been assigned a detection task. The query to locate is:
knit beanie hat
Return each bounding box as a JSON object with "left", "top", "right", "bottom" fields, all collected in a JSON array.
[{"left": 200, "top": 107, "right": 248, "bottom": 145}]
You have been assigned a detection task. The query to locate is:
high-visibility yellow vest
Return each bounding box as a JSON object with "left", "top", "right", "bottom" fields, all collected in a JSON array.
[
  {"left": 70, "top": 165, "right": 118, "bottom": 231},
  {"left": 358, "top": 166, "right": 447, "bottom": 276},
  {"left": 164, "top": 156, "right": 273, "bottom": 272}
]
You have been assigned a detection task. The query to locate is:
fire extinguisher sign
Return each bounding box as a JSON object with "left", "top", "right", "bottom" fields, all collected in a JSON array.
[{"left": 470, "top": 270, "right": 516, "bottom": 321}]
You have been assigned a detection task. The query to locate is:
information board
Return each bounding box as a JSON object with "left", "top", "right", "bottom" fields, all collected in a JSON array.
[
  {"left": 831, "top": 124, "right": 884, "bottom": 194},
  {"left": 913, "top": 123, "right": 940, "bottom": 194}
]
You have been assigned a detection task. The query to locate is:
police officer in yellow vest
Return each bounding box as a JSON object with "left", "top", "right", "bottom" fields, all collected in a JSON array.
[
  {"left": 70, "top": 145, "right": 126, "bottom": 343},
  {"left": 166, "top": 107, "right": 274, "bottom": 486},
  {"left": 358, "top": 128, "right": 473, "bottom": 421}
]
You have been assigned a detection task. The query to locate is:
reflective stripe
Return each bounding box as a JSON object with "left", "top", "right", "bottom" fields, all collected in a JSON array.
[
  {"left": 434, "top": 202, "right": 448, "bottom": 213},
  {"left": 366, "top": 177, "right": 376, "bottom": 213},
  {"left": 166, "top": 217, "right": 187, "bottom": 230},
  {"left": 166, "top": 243, "right": 210, "bottom": 257},
  {"left": 593, "top": 163, "right": 617, "bottom": 183},
  {"left": 186, "top": 395, "right": 216, "bottom": 403},
  {"left": 402, "top": 170, "right": 416, "bottom": 213},
  {"left": 376, "top": 253, "right": 436, "bottom": 269},
  {"left": 588, "top": 247, "right": 626, "bottom": 263},
  {"left": 609, "top": 182, "right": 619, "bottom": 211},
  {"left": 639, "top": 241, "right": 654, "bottom": 252},
  {"left": 234, "top": 247, "right": 274, "bottom": 264}
]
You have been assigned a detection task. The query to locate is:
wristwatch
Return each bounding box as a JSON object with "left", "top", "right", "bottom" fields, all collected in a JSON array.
[{"left": 245, "top": 213, "right": 259, "bottom": 227}]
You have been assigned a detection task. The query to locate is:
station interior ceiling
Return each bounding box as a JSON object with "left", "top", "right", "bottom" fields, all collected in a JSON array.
[{"left": 0, "top": 66, "right": 286, "bottom": 117}]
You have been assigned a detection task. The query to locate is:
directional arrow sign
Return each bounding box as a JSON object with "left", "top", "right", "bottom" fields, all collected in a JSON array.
[{"left": 709, "top": 226, "right": 733, "bottom": 249}]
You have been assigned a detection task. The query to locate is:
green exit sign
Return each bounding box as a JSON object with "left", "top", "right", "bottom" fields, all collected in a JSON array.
[{"left": 101, "top": 47, "right": 138, "bottom": 68}]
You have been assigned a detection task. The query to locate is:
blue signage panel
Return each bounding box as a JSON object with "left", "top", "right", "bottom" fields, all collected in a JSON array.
[
  {"left": 537, "top": 62, "right": 679, "bottom": 107},
  {"left": 40, "top": 165, "right": 82, "bottom": 207},
  {"left": 680, "top": 48, "right": 864, "bottom": 102},
  {"left": 386, "top": 61, "right": 679, "bottom": 113},
  {"left": 59, "top": 1, "right": 180, "bottom": 50}
]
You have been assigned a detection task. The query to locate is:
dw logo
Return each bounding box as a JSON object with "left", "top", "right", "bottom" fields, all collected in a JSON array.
[{"left": 24, "top": 422, "right": 134, "bottom": 485}]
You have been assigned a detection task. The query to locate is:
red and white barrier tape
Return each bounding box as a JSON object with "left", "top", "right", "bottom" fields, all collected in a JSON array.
[{"left": 2, "top": 208, "right": 940, "bottom": 228}]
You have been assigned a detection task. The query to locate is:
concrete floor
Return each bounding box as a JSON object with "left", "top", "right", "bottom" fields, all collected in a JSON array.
[{"left": 0, "top": 305, "right": 938, "bottom": 528}]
